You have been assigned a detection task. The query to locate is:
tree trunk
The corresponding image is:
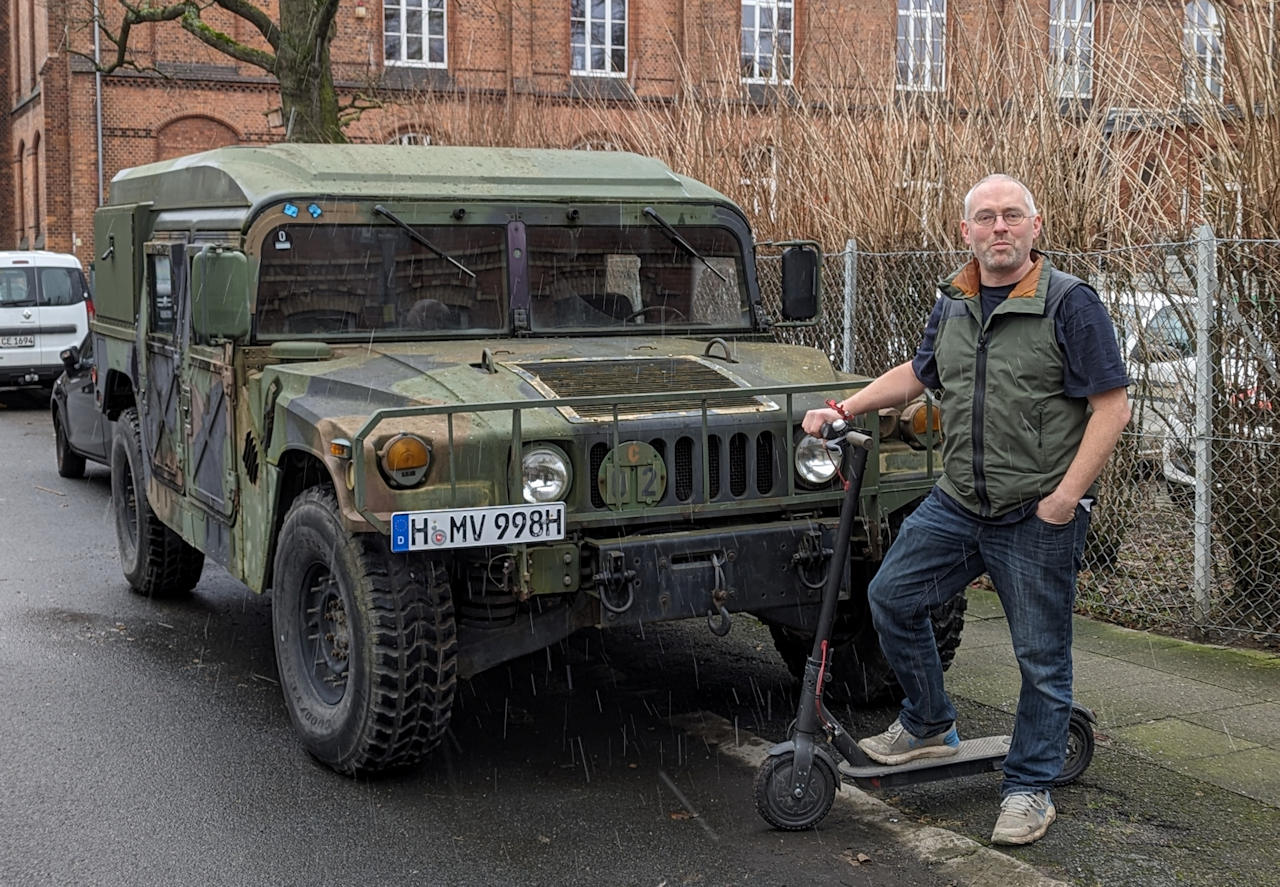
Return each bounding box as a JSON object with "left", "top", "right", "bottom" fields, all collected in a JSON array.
[{"left": 277, "top": 0, "right": 345, "bottom": 144}]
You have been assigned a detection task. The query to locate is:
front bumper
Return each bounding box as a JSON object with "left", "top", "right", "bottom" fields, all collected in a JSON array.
[{"left": 582, "top": 516, "right": 849, "bottom": 628}]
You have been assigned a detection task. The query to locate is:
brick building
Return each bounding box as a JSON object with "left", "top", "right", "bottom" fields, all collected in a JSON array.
[{"left": 5, "top": 1, "right": 1234, "bottom": 259}]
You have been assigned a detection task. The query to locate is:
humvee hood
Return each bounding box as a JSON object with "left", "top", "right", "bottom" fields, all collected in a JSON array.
[{"left": 269, "top": 337, "right": 842, "bottom": 433}]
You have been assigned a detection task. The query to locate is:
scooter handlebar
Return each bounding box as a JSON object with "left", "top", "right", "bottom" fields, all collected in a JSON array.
[{"left": 817, "top": 420, "right": 874, "bottom": 451}]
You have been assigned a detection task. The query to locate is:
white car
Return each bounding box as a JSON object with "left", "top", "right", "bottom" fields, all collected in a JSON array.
[
  {"left": 0, "top": 251, "right": 92, "bottom": 390},
  {"left": 1110, "top": 290, "right": 1197, "bottom": 467}
]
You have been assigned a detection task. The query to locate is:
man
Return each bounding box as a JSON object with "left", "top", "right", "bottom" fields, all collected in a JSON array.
[{"left": 804, "top": 174, "right": 1130, "bottom": 845}]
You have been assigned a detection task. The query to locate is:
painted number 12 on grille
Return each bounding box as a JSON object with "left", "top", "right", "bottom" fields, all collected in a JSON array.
[{"left": 390, "top": 502, "right": 566, "bottom": 552}]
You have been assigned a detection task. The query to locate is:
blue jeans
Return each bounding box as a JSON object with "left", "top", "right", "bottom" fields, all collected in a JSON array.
[{"left": 866, "top": 489, "right": 1089, "bottom": 795}]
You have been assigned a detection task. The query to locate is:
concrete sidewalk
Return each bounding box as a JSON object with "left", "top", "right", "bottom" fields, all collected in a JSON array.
[{"left": 949, "top": 589, "right": 1280, "bottom": 808}]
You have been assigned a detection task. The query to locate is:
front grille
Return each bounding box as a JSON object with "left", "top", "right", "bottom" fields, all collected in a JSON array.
[
  {"left": 513, "top": 357, "right": 772, "bottom": 420},
  {"left": 585, "top": 429, "right": 778, "bottom": 510}
]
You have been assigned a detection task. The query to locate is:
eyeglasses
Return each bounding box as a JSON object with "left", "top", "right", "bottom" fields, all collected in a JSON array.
[{"left": 968, "top": 209, "right": 1030, "bottom": 228}]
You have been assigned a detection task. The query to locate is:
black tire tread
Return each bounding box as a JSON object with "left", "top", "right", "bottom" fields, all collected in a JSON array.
[
  {"left": 282, "top": 487, "right": 457, "bottom": 776},
  {"left": 770, "top": 592, "right": 968, "bottom": 707},
  {"left": 53, "top": 407, "right": 87, "bottom": 479},
  {"left": 114, "top": 408, "right": 204, "bottom": 598}
]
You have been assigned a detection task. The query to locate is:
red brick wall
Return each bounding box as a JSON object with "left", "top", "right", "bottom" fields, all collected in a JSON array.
[{"left": 7, "top": 0, "right": 1200, "bottom": 256}]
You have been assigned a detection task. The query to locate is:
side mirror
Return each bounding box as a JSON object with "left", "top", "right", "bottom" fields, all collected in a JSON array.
[
  {"left": 780, "top": 245, "right": 820, "bottom": 321},
  {"left": 191, "top": 248, "right": 251, "bottom": 343},
  {"left": 60, "top": 346, "right": 81, "bottom": 372}
]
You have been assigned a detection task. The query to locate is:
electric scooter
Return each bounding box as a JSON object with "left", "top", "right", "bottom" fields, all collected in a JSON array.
[{"left": 753, "top": 420, "right": 1096, "bottom": 830}]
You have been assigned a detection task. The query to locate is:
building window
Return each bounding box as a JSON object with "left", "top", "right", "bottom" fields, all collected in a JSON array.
[
  {"left": 390, "top": 131, "right": 433, "bottom": 145},
  {"left": 1184, "top": 1, "right": 1223, "bottom": 101},
  {"left": 741, "top": 146, "right": 779, "bottom": 223},
  {"left": 384, "top": 0, "right": 447, "bottom": 68},
  {"left": 571, "top": 0, "right": 627, "bottom": 76},
  {"left": 1050, "top": 0, "right": 1093, "bottom": 100},
  {"left": 741, "top": 1, "right": 793, "bottom": 84},
  {"left": 897, "top": 0, "right": 946, "bottom": 92}
]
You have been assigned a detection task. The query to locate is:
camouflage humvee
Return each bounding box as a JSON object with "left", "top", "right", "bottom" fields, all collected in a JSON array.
[{"left": 91, "top": 145, "right": 957, "bottom": 775}]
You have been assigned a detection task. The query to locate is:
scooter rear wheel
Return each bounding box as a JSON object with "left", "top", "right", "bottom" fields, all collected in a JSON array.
[
  {"left": 753, "top": 750, "right": 838, "bottom": 830},
  {"left": 1052, "top": 708, "right": 1097, "bottom": 786}
]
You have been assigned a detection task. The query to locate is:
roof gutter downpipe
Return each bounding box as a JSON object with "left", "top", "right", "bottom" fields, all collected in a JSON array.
[{"left": 92, "top": 0, "right": 104, "bottom": 206}]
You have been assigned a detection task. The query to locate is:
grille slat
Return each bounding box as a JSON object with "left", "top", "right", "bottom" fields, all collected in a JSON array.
[{"left": 582, "top": 429, "right": 776, "bottom": 512}]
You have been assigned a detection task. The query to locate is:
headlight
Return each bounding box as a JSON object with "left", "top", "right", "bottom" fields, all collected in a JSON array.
[
  {"left": 899, "top": 399, "right": 942, "bottom": 449},
  {"left": 378, "top": 433, "right": 432, "bottom": 488},
  {"left": 522, "top": 444, "right": 572, "bottom": 502},
  {"left": 795, "top": 434, "right": 840, "bottom": 486}
]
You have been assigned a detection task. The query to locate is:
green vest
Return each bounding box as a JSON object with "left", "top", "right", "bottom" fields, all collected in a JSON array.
[{"left": 932, "top": 253, "right": 1090, "bottom": 518}]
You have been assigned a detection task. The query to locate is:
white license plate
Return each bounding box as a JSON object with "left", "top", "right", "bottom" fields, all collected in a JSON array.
[
  {"left": 390, "top": 502, "right": 566, "bottom": 552},
  {"left": 0, "top": 335, "right": 35, "bottom": 347}
]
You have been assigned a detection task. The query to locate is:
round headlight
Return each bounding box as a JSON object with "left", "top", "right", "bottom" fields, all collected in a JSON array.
[
  {"left": 795, "top": 434, "right": 840, "bottom": 486},
  {"left": 522, "top": 445, "right": 572, "bottom": 503},
  {"left": 378, "top": 433, "right": 431, "bottom": 488}
]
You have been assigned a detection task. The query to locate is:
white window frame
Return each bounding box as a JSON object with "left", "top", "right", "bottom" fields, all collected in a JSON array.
[
  {"left": 571, "top": 0, "right": 628, "bottom": 77},
  {"left": 740, "top": 0, "right": 794, "bottom": 85},
  {"left": 896, "top": 0, "right": 946, "bottom": 93},
  {"left": 1183, "top": 1, "right": 1223, "bottom": 102},
  {"left": 740, "top": 145, "right": 779, "bottom": 223},
  {"left": 384, "top": 0, "right": 448, "bottom": 69},
  {"left": 1049, "top": 0, "right": 1094, "bottom": 100}
]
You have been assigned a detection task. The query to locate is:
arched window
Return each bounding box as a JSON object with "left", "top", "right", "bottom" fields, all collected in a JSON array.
[
  {"left": 389, "top": 131, "right": 433, "bottom": 145},
  {"left": 32, "top": 132, "right": 42, "bottom": 244},
  {"left": 1184, "top": 1, "right": 1223, "bottom": 101}
]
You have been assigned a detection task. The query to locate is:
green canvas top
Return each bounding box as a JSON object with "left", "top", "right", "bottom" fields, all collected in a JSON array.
[{"left": 106, "top": 144, "right": 732, "bottom": 214}]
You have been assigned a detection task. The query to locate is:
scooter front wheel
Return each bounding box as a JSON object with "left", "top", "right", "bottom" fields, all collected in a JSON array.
[{"left": 753, "top": 750, "right": 838, "bottom": 830}]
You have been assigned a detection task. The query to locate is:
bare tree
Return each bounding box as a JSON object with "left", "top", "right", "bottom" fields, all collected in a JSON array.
[{"left": 80, "top": 0, "right": 351, "bottom": 143}]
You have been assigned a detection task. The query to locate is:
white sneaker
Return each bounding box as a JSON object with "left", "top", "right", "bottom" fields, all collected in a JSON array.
[{"left": 991, "top": 790, "right": 1056, "bottom": 845}]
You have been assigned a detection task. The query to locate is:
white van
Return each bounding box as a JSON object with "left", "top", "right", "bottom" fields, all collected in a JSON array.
[{"left": 0, "top": 251, "right": 92, "bottom": 389}]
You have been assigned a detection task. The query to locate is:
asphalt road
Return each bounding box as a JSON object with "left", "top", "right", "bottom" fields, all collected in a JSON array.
[
  {"left": 0, "top": 389, "right": 973, "bottom": 887},
  {"left": 3, "top": 387, "right": 1278, "bottom": 887}
]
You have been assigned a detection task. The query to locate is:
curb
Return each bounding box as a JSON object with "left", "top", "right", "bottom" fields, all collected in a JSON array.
[{"left": 672, "top": 712, "right": 1070, "bottom": 887}]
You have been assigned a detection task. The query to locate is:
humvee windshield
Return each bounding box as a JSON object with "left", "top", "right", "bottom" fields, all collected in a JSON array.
[{"left": 254, "top": 219, "right": 750, "bottom": 338}]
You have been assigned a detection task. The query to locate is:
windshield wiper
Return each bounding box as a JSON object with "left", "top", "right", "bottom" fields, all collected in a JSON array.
[
  {"left": 642, "top": 206, "right": 729, "bottom": 283},
  {"left": 373, "top": 204, "right": 476, "bottom": 279}
]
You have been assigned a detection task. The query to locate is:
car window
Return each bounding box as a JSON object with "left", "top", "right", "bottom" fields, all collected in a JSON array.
[
  {"left": 38, "top": 268, "right": 86, "bottom": 307},
  {"left": 1146, "top": 305, "right": 1192, "bottom": 357},
  {"left": 0, "top": 268, "right": 35, "bottom": 307}
]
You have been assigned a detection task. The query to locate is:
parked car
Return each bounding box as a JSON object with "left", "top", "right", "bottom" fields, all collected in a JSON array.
[
  {"left": 50, "top": 333, "right": 113, "bottom": 478},
  {"left": 0, "top": 251, "right": 92, "bottom": 390}
]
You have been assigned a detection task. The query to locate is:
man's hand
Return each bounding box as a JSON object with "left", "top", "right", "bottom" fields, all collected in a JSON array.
[
  {"left": 802, "top": 407, "right": 843, "bottom": 436},
  {"left": 1035, "top": 491, "right": 1078, "bottom": 525}
]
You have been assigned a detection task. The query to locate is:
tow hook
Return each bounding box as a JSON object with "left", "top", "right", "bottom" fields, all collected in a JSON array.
[
  {"left": 706, "top": 556, "right": 733, "bottom": 637},
  {"left": 593, "top": 550, "right": 636, "bottom": 614}
]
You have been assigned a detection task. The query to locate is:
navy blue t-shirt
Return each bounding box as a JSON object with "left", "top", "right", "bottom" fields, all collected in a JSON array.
[{"left": 910, "top": 279, "right": 1130, "bottom": 523}]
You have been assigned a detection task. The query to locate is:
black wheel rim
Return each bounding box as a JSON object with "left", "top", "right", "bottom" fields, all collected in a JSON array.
[
  {"left": 55, "top": 420, "right": 66, "bottom": 467},
  {"left": 118, "top": 453, "right": 139, "bottom": 553},
  {"left": 298, "top": 562, "right": 349, "bottom": 705},
  {"left": 757, "top": 754, "right": 834, "bottom": 829}
]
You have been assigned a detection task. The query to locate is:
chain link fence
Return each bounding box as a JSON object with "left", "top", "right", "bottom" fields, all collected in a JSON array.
[{"left": 758, "top": 233, "right": 1280, "bottom": 647}]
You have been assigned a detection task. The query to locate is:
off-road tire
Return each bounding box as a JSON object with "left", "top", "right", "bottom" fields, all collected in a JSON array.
[
  {"left": 111, "top": 408, "right": 204, "bottom": 598},
  {"left": 53, "top": 407, "right": 86, "bottom": 479},
  {"left": 769, "top": 590, "right": 967, "bottom": 707},
  {"left": 272, "top": 486, "right": 457, "bottom": 776}
]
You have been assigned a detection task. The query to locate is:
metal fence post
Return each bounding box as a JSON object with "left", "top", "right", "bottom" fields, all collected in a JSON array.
[
  {"left": 842, "top": 239, "right": 857, "bottom": 373},
  {"left": 1193, "top": 224, "right": 1216, "bottom": 625}
]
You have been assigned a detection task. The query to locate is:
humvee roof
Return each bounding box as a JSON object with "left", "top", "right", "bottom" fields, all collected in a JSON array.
[{"left": 106, "top": 144, "right": 732, "bottom": 218}]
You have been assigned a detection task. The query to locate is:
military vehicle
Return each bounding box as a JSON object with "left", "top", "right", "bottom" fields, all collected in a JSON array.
[{"left": 91, "top": 145, "right": 955, "bottom": 775}]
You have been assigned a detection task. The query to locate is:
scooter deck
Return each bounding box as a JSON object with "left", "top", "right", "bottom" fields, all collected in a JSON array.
[{"left": 839, "top": 734, "right": 1012, "bottom": 789}]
